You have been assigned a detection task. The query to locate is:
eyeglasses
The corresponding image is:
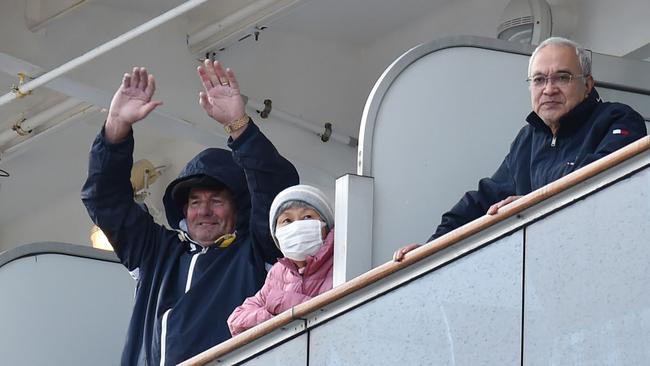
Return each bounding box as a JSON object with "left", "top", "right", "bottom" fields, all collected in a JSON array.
[{"left": 526, "top": 72, "right": 586, "bottom": 88}]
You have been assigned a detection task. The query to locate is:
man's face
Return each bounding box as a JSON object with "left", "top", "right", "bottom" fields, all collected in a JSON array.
[
  {"left": 184, "top": 187, "right": 236, "bottom": 247},
  {"left": 529, "top": 44, "right": 594, "bottom": 130}
]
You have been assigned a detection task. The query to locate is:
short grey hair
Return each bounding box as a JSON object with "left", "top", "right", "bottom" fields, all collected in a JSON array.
[
  {"left": 528, "top": 37, "right": 592, "bottom": 76},
  {"left": 275, "top": 201, "right": 315, "bottom": 221}
]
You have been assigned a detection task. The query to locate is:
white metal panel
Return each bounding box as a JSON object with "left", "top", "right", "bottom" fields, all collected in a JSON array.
[
  {"left": 367, "top": 44, "right": 530, "bottom": 265},
  {"left": 0, "top": 251, "right": 135, "bottom": 365},
  {"left": 309, "top": 231, "right": 523, "bottom": 366},
  {"left": 524, "top": 168, "right": 650, "bottom": 365}
]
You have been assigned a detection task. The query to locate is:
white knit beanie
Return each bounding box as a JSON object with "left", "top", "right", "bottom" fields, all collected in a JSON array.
[{"left": 269, "top": 184, "right": 334, "bottom": 247}]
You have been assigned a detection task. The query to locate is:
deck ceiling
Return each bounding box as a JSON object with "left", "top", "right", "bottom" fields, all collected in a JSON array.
[{"left": 0, "top": 0, "right": 456, "bottom": 226}]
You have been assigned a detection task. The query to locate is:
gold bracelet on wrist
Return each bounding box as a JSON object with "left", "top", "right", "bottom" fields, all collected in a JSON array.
[{"left": 224, "top": 114, "right": 250, "bottom": 134}]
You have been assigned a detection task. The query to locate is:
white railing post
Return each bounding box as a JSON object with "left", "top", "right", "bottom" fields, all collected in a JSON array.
[{"left": 334, "top": 174, "right": 373, "bottom": 286}]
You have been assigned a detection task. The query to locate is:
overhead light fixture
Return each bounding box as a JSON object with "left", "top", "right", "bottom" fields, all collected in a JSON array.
[
  {"left": 90, "top": 159, "right": 166, "bottom": 251},
  {"left": 497, "top": 0, "right": 552, "bottom": 45},
  {"left": 187, "top": 0, "right": 304, "bottom": 56},
  {"left": 90, "top": 225, "right": 113, "bottom": 251},
  {"left": 131, "top": 159, "right": 166, "bottom": 203}
]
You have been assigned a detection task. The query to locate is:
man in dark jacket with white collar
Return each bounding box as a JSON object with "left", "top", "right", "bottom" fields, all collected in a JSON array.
[
  {"left": 394, "top": 37, "right": 647, "bottom": 261},
  {"left": 82, "top": 60, "right": 298, "bottom": 365}
]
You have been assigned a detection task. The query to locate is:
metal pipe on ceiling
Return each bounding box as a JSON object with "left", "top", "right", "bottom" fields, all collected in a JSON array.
[
  {"left": 0, "top": 98, "right": 85, "bottom": 147},
  {"left": 0, "top": 104, "right": 101, "bottom": 162},
  {"left": 245, "top": 97, "right": 358, "bottom": 148},
  {"left": 0, "top": 0, "right": 210, "bottom": 107}
]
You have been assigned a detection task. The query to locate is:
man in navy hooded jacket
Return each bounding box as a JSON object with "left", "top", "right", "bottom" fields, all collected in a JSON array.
[
  {"left": 393, "top": 37, "right": 647, "bottom": 261},
  {"left": 82, "top": 60, "right": 298, "bottom": 365}
]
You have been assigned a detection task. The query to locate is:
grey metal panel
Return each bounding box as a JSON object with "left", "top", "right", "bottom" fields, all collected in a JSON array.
[
  {"left": 309, "top": 231, "right": 524, "bottom": 366},
  {"left": 358, "top": 35, "right": 533, "bottom": 176},
  {"left": 359, "top": 35, "right": 650, "bottom": 177},
  {"left": 368, "top": 44, "right": 531, "bottom": 266},
  {"left": 524, "top": 168, "right": 650, "bottom": 365},
  {"left": 241, "top": 334, "right": 307, "bottom": 366},
  {"left": 0, "top": 252, "right": 134, "bottom": 365},
  {"left": 591, "top": 52, "right": 650, "bottom": 96}
]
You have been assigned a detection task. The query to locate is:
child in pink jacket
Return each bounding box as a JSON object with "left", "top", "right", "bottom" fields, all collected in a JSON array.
[{"left": 227, "top": 184, "right": 334, "bottom": 336}]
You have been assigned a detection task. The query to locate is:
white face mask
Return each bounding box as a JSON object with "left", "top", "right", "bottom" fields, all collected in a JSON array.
[{"left": 275, "top": 219, "right": 324, "bottom": 261}]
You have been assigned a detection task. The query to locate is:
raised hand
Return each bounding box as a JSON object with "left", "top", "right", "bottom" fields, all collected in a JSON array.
[
  {"left": 197, "top": 60, "right": 247, "bottom": 135},
  {"left": 105, "top": 67, "right": 162, "bottom": 143}
]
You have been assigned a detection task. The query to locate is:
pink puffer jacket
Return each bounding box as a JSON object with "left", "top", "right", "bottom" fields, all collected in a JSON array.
[{"left": 227, "top": 229, "right": 334, "bottom": 336}]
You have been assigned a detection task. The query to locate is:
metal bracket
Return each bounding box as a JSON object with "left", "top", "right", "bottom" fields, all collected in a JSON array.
[
  {"left": 11, "top": 72, "right": 32, "bottom": 98},
  {"left": 320, "top": 122, "right": 332, "bottom": 142},
  {"left": 12, "top": 118, "right": 32, "bottom": 136},
  {"left": 258, "top": 99, "right": 272, "bottom": 119}
]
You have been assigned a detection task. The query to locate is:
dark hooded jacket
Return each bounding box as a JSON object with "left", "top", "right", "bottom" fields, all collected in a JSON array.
[
  {"left": 81, "top": 121, "right": 298, "bottom": 365},
  {"left": 430, "top": 89, "right": 647, "bottom": 241}
]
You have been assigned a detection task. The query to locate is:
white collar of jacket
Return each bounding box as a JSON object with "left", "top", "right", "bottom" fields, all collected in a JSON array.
[{"left": 175, "top": 230, "right": 237, "bottom": 251}]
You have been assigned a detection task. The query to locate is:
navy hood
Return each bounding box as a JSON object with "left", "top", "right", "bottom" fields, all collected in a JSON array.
[{"left": 162, "top": 148, "right": 250, "bottom": 231}]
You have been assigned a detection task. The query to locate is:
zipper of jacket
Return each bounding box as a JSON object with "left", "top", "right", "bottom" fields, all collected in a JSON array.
[
  {"left": 158, "top": 246, "right": 206, "bottom": 365},
  {"left": 185, "top": 246, "right": 208, "bottom": 293},
  {"left": 160, "top": 308, "right": 172, "bottom": 366},
  {"left": 551, "top": 134, "right": 557, "bottom": 147}
]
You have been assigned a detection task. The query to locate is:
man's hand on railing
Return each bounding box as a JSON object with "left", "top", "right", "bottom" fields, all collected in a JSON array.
[
  {"left": 392, "top": 243, "right": 421, "bottom": 262},
  {"left": 486, "top": 195, "right": 522, "bottom": 215}
]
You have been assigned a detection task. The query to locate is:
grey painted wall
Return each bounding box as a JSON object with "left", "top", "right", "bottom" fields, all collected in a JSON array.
[{"left": 0, "top": 247, "right": 135, "bottom": 365}]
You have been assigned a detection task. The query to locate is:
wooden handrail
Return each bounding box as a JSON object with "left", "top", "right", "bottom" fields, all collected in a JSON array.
[{"left": 181, "top": 136, "right": 650, "bottom": 365}]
